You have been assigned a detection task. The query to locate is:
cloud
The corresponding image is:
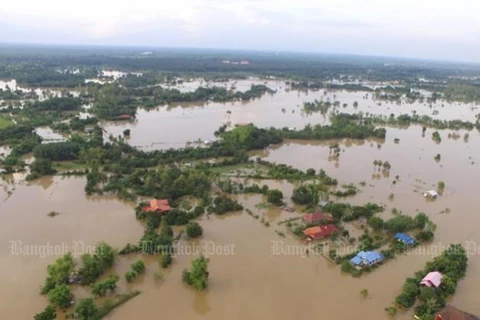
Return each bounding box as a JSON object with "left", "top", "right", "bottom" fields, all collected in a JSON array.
[{"left": 1, "top": 0, "right": 480, "bottom": 62}]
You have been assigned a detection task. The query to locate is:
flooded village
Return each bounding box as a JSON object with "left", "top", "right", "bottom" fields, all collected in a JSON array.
[{"left": 1, "top": 49, "right": 480, "bottom": 320}]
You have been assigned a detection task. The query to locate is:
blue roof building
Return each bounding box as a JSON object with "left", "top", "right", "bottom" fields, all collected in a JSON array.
[
  {"left": 350, "top": 251, "right": 385, "bottom": 267},
  {"left": 395, "top": 233, "right": 416, "bottom": 245}
]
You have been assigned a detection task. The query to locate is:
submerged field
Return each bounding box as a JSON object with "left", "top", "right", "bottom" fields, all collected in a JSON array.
[{"left": 1, "top": 69, "right": 480, "bottom": 319}]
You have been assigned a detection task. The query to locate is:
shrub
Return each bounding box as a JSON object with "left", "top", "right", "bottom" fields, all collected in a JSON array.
[
  {"left": 125, "top": 271, "right": 137, "bottom": 283},
  {"left": 47, "top": 284, "right": 73, "bottom": 309},
  {"left": 185, "top": 221, "right": 203, "bottom": 238},
  {"left": 131, "top": 260, "right": 146, "bottom": 274}
]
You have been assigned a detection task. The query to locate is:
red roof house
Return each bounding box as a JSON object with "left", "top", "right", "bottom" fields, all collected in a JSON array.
[
  {"left": 435, "top": 305, "right": 480, "bottom": 320},
  {"left": 303, "top": 212, "right": 333, "bottom": 224},
  {"left": 303, "top": 224, "right": 339, "bottom": 240},
  {"left": 141, "top": 199, "right": 173, "bottom": 214}
]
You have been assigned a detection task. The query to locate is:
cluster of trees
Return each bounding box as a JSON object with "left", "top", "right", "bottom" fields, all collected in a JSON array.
[
  {"left": 125, "top": 260, "right": 146, "bottom": 282},
  {"left": 432, "top": 131, "right": 442, "bottom": 143},
  {"left": 33, "top": 141, "right": 80, "bottom": 161},
  {"left": 361, "top": 113, "right": 478, "bottom": 131},
  {"left": 38, "top": 242, "right": 115, "bottom": 315},
  {"left": 332, "top": 184, "right": 358, "bottom": 197},
  {"left": 303, "top": 99, "right": 332, "bottom": 115},
  {"left": 393, "top": 244, "right": 468, "bottom": 319},
  {"left": 91, "top": 274, "right": 119, "bottom": 297},
  {"left": 275, "top": 114, "right": 387, "bottom": 140},
  {"left": 52, "top": 116, "right": 99, "bottom": 133},
  {"left": 78, "top": 242, "right": 116, "bottom": 285},
  {"left": 27, "top": 158, "right": 56, "bottom": 180},
  {"left": 182, "top": 255, "right": 209, "bottom": 291},
  {"left": 372, "top": 160, "right": 391, "bottom": 171},
  {"left": 27, "top": 95, "right": 82, "bottom": 111},
  {"left": 105, "top": 166, "right": 213, "bottom": 201},
  {"left": 217, "top": 179, "right": 284, "bottom": 205},
  {"left": 209, "top": 196, "right": 243, "bottom": 214},
  {"left": 93, "top": 84, "right": 138, "bottom": 119},
  {"left": 0, "top": 125, "right": 36, "bottom": 144},
  {"left": 382, "top": 212, "right": 435, "bottom": 237},
  {"left": 150, "top": 84, "right": 274, "bottom": 105},
  {"left": 322, "top": 202, "right": 383, "bottom": 222}
]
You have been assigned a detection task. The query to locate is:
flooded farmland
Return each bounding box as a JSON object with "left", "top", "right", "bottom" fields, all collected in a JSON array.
[
  {"left": 102, "top": 79, "right": 480, "bottom": 150},
  {"left": 1, "top": 77, "right": 480, "bottom": 320}
]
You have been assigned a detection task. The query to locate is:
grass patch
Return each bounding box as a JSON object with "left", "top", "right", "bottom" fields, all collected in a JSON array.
[
  {"left": 52, "top": 161, "right": 87, "bottom": 171},
  {"left": 208, "top": 163, "right": 255, "bottom": 174},
  {"left": 0, "top": 117, "right": 14, "bottom": 129}
]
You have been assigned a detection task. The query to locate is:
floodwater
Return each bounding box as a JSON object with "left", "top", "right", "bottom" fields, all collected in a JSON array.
[
  {"left": 0, "top": 176, "right": 143, "bottom": 319},
  {"left": 2, "top": 80, "right": 480, "bottom": 319},
  {"left": 102, "top": 80, "right": 480, "bottom": 151},
  {"left": 0, "top": 79, "right": 79, "bottom": 101}
]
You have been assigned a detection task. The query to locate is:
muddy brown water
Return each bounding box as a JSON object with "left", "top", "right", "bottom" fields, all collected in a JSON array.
[
  {"left": 102, "top": 80, "right": 480, "bottom": 151},
  {"left": 1, "top": 82, "right": 480, "bottom": 319}
]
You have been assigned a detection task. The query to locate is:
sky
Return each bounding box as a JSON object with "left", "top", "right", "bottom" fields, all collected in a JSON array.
[{"left": 0, "top": 0, "right": 479, "bottom": 62}]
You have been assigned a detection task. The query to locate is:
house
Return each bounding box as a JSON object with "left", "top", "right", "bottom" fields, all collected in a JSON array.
[
  {"left": 350, "top": 251, "right": 385, "bottom": 267},
  {"left": 240, "top": 60, "right": 250, "bottom": 65},
  {"left": 435, "top": 305, "right": 480, "bottom": 320},
  {"left": 395, "top": 233, "right": 416, "bottom": 245},
  {"left": 302, "top": 212, "right": 333, "bottom": 224},
  {"left": 421, "top": 271, "right": 443, "bottom": 288},
  {"left": 141, "top": 199, "right": 173, "bottom": 214},
  {"left": 303, "top": 224, "right": 338, "bottom": 240},
  {"left": 424, "top": 190, "right": 439, "bottom": 198}
]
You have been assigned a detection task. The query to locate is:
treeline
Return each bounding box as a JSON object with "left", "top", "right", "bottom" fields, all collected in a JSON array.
[
  {"left": 90, "top": 83, "right": 273, "bottom": 119},
  {"left": 0, "top": 125, "right": 36, "bottom": 144},
  {"left": 104, "top": 166, "right": 212, "bottom": 201},
  {"left": 27, "top": 95, "right": 82, "bottom": 111},
  {"left": 33, "top": 142, "right": 80, "bottom": 161},
  {"left": 360, "top": 113, "right": 479, "bottom": 130}
]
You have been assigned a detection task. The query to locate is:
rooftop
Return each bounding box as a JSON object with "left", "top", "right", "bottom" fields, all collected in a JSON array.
[
  {"left": 421, "top": 271, "right": 443, "bottom": 288},
  {"left": 395, "top": 233, "right": 416, "bottom": 245}
]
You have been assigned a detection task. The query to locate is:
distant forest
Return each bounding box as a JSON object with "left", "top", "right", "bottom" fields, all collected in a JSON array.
[{"left": 1, "top": 45, "right": 480, "bottom": 87}]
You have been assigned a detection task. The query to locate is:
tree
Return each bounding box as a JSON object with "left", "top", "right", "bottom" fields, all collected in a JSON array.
[
  {"left": 74, "top": 298, "right": 98, "bottom": 320},
  {"left": 182, "top": 255, "right": 209, "bottom": 290},
  {"left": 123, "top": 129, "right": 131, "bottom": 136},
  {"left": 47, "top": 284, "right": 73, "bottom": 309},
  {"left": 34, "top": 306, "right": 56, "bottom": 320},
  {"left": 160, "top": 216, "right": 173, "bottom": 238},
  {"left": 266, "top": 189, "right": 283, "bottom": 205},
  {"left": 437, "top": 181, "right": 445, "bottom": 193},
  {"left": 131, "top": 260, "right": 146, "bottom": 274},
  {"left": 419, "top": 286, "right": 437, "bottom": 301},
  {"left": 416, "top": 230, "right": 434, "bottom": 241},
  {"left": 160, "top": 253, "right": 173, "bottom": 268},
  {"left": 368, "top": 216, "right": 384, "bottom": 232},
  {"left": 382, "top": 161, "right": 391, "bottom": 170},
  {"left": 291, "top": 185, "right": 312, "bottom": 205},
  {"left": 29, "top": 158, "right": 56, "bottom": 176},
  {"left": 41, "top": 253, "right": 75, "bottom": 294},
  {"left": 185, "top": 221, "right": 203, "bottom": 238},
  {"left": 125, "top": 271, "right": 137, "bottom": 282}
]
